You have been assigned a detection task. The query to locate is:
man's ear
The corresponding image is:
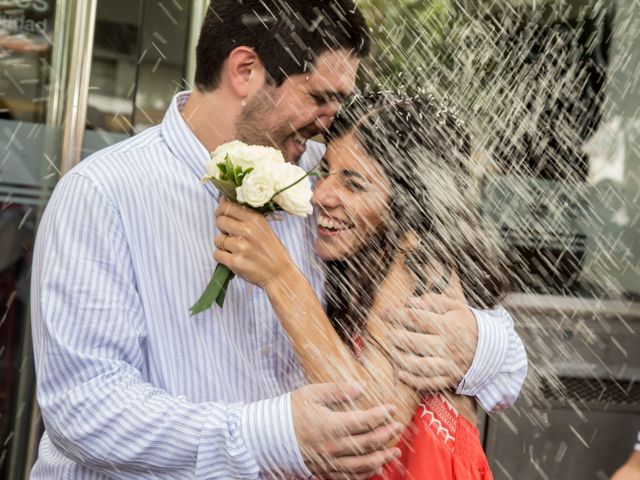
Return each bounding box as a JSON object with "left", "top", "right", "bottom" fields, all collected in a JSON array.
[{"left": 224, "top": 46, "right": 266, "bottom": 98}]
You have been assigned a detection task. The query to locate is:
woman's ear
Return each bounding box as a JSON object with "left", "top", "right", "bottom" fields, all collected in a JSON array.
[
  {"left": 399, "top": 231, "right": 421, "bottom": 252},
  {"left": 224, "top": 46, "right": 266, "bottom": 98}
]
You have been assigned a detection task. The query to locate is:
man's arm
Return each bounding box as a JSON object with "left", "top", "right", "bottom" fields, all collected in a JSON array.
[
  {"left": 31, "top": 172, "right": 310, "bottom": 478},
  {"left": 456, "top": 306, "right": 528, "bottom": 411},
  {"left": 385, "top": 294, "right": 527, "bottom": 412}
]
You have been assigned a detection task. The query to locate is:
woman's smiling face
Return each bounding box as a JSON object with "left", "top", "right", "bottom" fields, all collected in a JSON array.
[{"left": 312, "top": 132, "right": 391, "bottom": 261}]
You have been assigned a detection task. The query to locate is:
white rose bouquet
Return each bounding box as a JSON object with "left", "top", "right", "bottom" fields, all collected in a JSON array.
[{"left": 190, "top": 140, "right": 315, "bottom": 314}]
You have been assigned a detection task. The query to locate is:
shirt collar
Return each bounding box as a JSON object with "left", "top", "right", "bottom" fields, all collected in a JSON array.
[{"left": 161, "top": 91, "right": 219, "bottom": 197}]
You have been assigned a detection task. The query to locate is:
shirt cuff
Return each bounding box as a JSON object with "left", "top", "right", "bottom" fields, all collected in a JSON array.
[
  {"left": 240, "top": 393, "right": 313, "bottom": 478},
  {"left": 456, "top": 307, "right": 509, "bottom": 398}
]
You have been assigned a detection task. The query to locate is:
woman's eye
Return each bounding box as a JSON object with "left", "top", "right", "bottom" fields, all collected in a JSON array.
[{"left": 344, "top": 180, "right": 367, "bottom": 192}]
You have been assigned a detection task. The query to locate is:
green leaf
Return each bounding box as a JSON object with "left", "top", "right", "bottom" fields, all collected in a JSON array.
[
  {"left": 233, "top": 165, "right": 243, "bottom": 185},
  {"left": 237, "top": 167, "right": 254, "bottom": 184},
  {"left": 217, "top": 163, "right": 227, "bottom": 177},
  {"left": 224, "top": 155, "right": 235, "bottom": 182},
  {"left": 209, "top": 177, "right": 238, "bottom": 201},
  {"left": 190, "top": 264, "right": 235, "bottom": 314},
  {"left": 213, "top": 268, "right": 234, "bottom": 307}
]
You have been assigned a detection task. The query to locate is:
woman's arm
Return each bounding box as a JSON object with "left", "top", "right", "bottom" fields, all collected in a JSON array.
[
  {"left": 214, "top": 200, "right": 418, "bottom": 427},
  {"left": 265, "top": 260, "right": 418, "bottom": 425}
]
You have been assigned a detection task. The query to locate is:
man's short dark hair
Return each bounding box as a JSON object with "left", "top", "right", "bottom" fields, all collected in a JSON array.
[{"left": 195, "top": 0, "right": 370, "bottom": 91}]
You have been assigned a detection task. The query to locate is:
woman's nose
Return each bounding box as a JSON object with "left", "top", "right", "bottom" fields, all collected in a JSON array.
[{"left": 312, "top": 176, "right": 341, "bottom": 209}]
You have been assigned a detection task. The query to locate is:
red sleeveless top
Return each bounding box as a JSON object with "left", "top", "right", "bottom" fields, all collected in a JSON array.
[
  {"left": 371, "top": 393, "right": 493, "bottom": 480},
  {"left": 352, "top": 334, "right": 493, "bottom": 480}
]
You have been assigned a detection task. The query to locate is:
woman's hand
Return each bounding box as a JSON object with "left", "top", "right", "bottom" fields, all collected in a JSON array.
[{"left": 214, "top": 199, "right": 297, "bottom": 288}]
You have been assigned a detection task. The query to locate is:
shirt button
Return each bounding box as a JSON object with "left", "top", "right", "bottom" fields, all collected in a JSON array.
[{"left": 260, "top": 345, "right": 272, "bottom": 356}]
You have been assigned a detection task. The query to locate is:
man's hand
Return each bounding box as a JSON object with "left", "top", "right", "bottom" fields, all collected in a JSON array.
[
  {"left": 383, "top": 293, "right": 478, "bottom": 392},
  {"left": 292, "top": 382, "right": 403, "bottom": 480}
]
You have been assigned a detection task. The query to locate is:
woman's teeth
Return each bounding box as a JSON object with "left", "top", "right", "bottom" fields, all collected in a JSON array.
[{"left": 318, "top": 215, "right": 352, "bottom": 231}]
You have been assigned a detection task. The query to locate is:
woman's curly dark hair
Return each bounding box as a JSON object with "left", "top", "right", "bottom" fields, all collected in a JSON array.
[{"left": 323, "top": 92, "right": 510, "bottom": 345}]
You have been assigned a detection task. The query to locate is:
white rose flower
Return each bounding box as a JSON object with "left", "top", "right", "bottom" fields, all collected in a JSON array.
[
  {"left": 235, "top": 166, "right": 277, "bottom": 208},
  {"left": 243, "top": 145, "right": 286, "bottom": 167},
  {"left": 273, "top": 163, "right": 313, "bottom": 217},
  {"left": 220, "top": 141, "right": 285, "bottom": 169},
  {"left": 203, "top": 141, "right": 286, "bottom": 183},
  {"left": 203, "top": 140, "right": 243, "bottom": 181}
]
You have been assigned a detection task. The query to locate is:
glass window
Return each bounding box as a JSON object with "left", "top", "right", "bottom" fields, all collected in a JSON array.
[
  {"left": 359, "top": 0, "right": 639, "bottom": 301},
  {"left": 83, "top": 0, "right": 192, "bottom": 156},
  {"left": 1, "top": 1, "right": 195, "bottom": 476},
  {"left": 0, "top": 0, "right": 59, "bottom": 477}
]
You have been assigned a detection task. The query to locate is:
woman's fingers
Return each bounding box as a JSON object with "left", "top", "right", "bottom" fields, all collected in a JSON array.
[
  {"left": 217, "top": 197, "right": 263, "bottom": 223},
  {"left": 214, "top": 234, "right": 247, "bottom": 254},
  {"left": 216, "top": 214, "right": 253, "bottom": 239},
  {"left": 214, "top": 234, "right": 227, "bottom": 251},
  {"left": 213, "top": 248, "right": 234, "bottom": 268}
]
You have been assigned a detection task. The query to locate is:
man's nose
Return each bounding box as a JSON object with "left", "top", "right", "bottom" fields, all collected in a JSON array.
[
  {"left": 314, "top": 104, "right": 339, "bottom": 132},
  {"left": 314, "top": 114, "right": 335, "bottom": 133}
]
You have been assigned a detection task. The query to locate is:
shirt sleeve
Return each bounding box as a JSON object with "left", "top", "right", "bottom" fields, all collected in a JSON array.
[
  {"left": 455, "top": 306, "right": 528, "bottom": 411},
  {"left": 31, "top": 172, "right": 310, "bottom": 479}
]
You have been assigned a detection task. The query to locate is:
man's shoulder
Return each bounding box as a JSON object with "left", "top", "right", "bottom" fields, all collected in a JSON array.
[
  {"left": 54, "top": 125, "right": 173, "bottom": 207},
  {"left": 300, "top": 140, "right": 326, "bottom": 169},
  {"left": 71, "top": 125, "right": 165, "bottom": 180}
]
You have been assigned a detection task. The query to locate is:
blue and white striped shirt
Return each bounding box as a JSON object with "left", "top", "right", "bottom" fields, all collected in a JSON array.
[{"left": 30, "top": 91, "right": 527, "bottom": 479}]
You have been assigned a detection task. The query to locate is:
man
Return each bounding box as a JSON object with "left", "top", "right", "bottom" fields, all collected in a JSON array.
[{"left": 30, "top": 1, "right": 527, "bottom": 478}]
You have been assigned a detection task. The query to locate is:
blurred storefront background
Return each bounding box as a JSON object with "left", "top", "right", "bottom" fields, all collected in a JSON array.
[{"left": 0, "top": 1, "right": 638, "bottom": 478}]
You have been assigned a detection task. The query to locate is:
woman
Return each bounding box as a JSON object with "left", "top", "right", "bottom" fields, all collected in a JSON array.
[{"left": 214, "top": 92, "right": 508, "bottom": 479}]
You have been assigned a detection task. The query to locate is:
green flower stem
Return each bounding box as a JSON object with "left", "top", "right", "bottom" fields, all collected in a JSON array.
[
  {"left": 269, "top": 170, "right": 317, "bottom": 201},
  {"left": 190, "top": 264, "right": 236, "bottom": 315}
]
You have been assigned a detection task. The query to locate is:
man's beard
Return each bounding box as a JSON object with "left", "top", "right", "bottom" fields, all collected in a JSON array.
[
  {"left": 235, "top": 89, "right": 314, "bottom": 163},
  {"left": 235, "top": 90, "right": 288, "bottom": 153}
]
